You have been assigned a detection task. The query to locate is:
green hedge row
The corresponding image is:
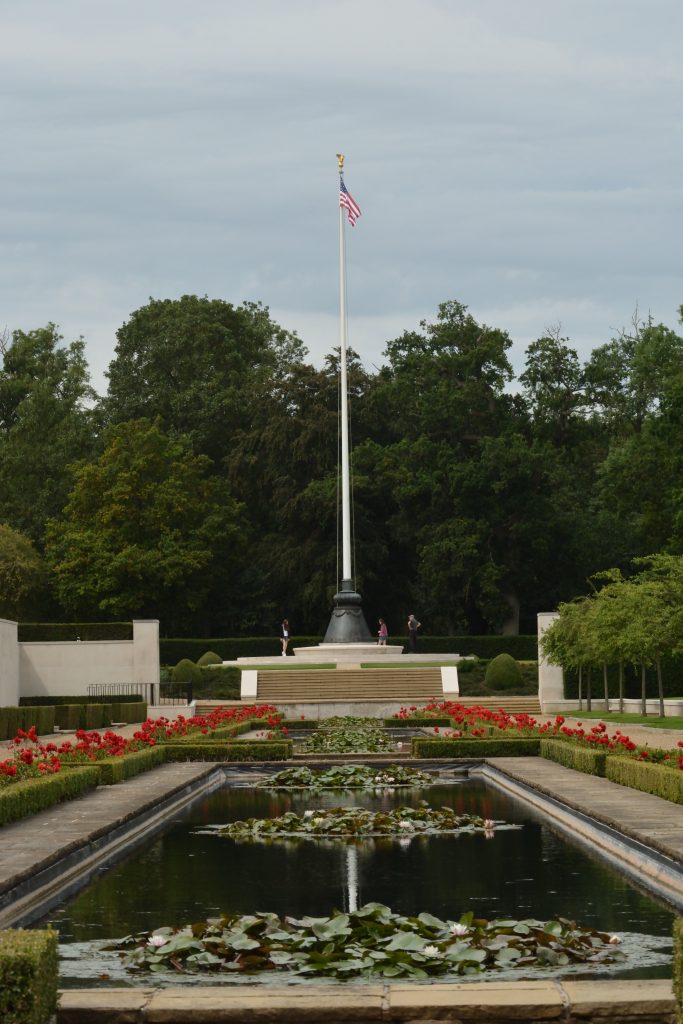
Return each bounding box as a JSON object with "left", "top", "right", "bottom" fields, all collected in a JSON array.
[
  {"left": 20, "top": 694, "right": 144, "bottom": 706},
  {"left": 281, "top": 719, "right": 318, "bottom": 730},
  {"left": 67, "top": 747, "right": 167, "bottom": 785},
  {"left": 539, "top": 739, "right": 607, "bottom": 777},
  {"left": 0, "top": 928, "right": 58, "bottom": 1024},
  {"left": 605, "top": 755, "right": 683, "bottom": 804},
  {"left": 160, "top": 635, "right": 538, "bottom": 664},
  {"left": 0, "top": 767, "right": 100, "bottom": 827},
  {"left": 165, "top": 741, "right": 292, "bottom": 762},
  {"left": 0, "top": 707, "right": 55, "bottom": 741},
  {"left": 411, "top": 737, "right": 541, "bottom": 758},
  {"left": 385, "top": 718, "right": 452, "bottom": 728},
  {"left": 162, "top": 720, "right": 257, "bottom": 744},
  {"left": 18, "top": 622, "right": 133, "bottom": 642},
  {"left": 674, "top": 918, "right": 683, "bottom": 1024}
]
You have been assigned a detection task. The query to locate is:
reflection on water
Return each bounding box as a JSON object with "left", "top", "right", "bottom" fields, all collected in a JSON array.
[{"left": 42, "top": 774, "right": 675, "bottom": 980}]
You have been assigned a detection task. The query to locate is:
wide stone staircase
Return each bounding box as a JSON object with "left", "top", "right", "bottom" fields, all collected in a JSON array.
[
  {"left": 254, "top": 668, "right": 442, "bottom": 703},
  {"left": 194, "top": 668, "right": 542, "bottom": 715}
]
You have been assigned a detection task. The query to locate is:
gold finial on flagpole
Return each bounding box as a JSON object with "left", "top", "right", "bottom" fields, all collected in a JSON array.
[{"left": 336, "top": 153, "right": 345, "bottom": 173}]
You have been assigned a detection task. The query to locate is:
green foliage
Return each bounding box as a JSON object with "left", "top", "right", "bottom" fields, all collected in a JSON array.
[
  {"left": 539, "top": 739, "right": 607, "bottom": 777},
  {"left": 0, "top": 766, "right": 99, "bottom": 826},
  {"left": 673, "top": 918, "right": 683, "bottom": 1024},
  {"left": 259, "top": 764, "right": 434, "bottom": 790},
  {"left": 0, "top": 525, "right": 46, "bottom": 621},
  {"left": 0, "top": 928, "right": 58, "bottom": 1024},
  {"left": 44, "top": 418, "right": 246, "bottom": 634},
  {"left": 54, "top": 705, "right": 82, "bottom": 731},
  {"left": 196, "top": 650, "right": 223, "bottom": 666},
  {"left": 89, "top": 747, "right": 166, "bottom": 785},
  {"left": 484, "top": 653, "right": 523, "bottom": 691},
  {"left": 109, "top": 902, "right": 624, "bottom": 980},
  {"left": 386, "top": 717, "right": 452, "bottom": 728},
  {"left": 171, "top": 658, "right": 202, "bottom": 685},
  {"left": 411, "top": 738, "right": 541, "bottom": 758},
  {"left": 20, "top": 693, "right": 142, "bottom": 705},
  {"left": 164, "top": 741, "right": 292, "bottom": 762},
  {"left": 0, "top": 707, "right": 20, "bottom": 741},
  {"left": 221, "top": 804, "right": 503, "bottom": 840},
  {"left": 84, "top": 703, "right": 113, "bottom": 729},
  {"left": 162, "top": 721, "right": 254, "bottom": 744},
  {"left": 18, "top": 622, "right": 133, "bottom": 641},
  {"left": 605, "top": 755, "right": 683, "bottom": 804},
  {"left": 0, "top": 706, "right": 55, "bottom": 740}
]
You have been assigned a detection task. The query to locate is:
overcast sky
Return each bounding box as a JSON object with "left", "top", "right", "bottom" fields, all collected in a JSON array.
[{"left": 2, "top": 0, "right": 682, "bottom": 394}]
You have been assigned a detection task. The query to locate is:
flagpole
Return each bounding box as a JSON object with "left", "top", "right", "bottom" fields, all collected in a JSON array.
[
  {"left": 338, "top": 153, "right": 352, "bottom": 584},
  {"left": 322, "top": 154, "right": 372, "bottom": 644}
]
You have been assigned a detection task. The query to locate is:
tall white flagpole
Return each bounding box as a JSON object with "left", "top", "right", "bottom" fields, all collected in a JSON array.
[
  {"left": 322, "top": 154, "right": 372, "bottom": 644},
  {"left": 338, "top": 153, "right": 352, "bottom": 584}
]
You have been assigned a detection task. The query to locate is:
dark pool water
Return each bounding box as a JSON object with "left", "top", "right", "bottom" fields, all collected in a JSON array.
[{"left": 42, "top": 772, "right": 675, "bottom": 983}]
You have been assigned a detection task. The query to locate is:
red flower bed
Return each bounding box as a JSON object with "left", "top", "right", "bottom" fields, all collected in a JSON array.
[
  {"left": 0, "top": 705, "right": 281, "bottom": 786},
  {"left": 396, "top": 701, "right": 683, "bottom": 769}
]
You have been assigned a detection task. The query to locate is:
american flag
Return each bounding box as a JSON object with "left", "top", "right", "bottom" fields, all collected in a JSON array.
[{"left": 339, "top": 176, "right": 361, "bottom": 227}]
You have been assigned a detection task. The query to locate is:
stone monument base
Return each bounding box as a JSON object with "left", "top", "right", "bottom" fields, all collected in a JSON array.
[{"left": 292, "top": 643, "right": 404, "bottom": 663}]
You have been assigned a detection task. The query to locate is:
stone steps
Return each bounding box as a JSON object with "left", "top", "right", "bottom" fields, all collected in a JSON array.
[{"left": 253, "top": 668, "right": 442, "bottom": 702}]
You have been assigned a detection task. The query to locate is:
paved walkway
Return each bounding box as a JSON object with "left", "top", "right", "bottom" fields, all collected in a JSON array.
[
  {"left": 487, "top": 756, "right": 683, "bottom": 865},
  {"left": 0, "top": 761, "right": 219, "bottom": 927}
]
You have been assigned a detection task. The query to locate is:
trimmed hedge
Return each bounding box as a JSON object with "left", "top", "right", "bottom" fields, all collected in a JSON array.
[
  {"left": 0, "top": 707, "right": 55, "bottom": 741},
  {"left": 484, "top": 653, "right": 523, "bottom": 691},
  {"left": 21, "top": 695, "right": 144, "bottom": 706},
  {"left": 540, "top": 739, "right": 607, "bottom": 777},
  {"left": 90, "top": 746, "right": 166, "bottom": 785},
  {"left": 0, "top": 928, "right": 58, "bottom": 1024},
  {"left": 113, "top": 701, "right": 148, "bottom": 725},
  {"left": 197, "top": 650, "right": 223, "bottom": 666},
  {"left": 674, "top": 918, "right": 683, "bottom": 1024},
  {"left": 165, "top": 741, "right": 292, "bottom": 762},
  {"left": 605, "top": 755, "right": 683, "bottom": 804},
  {"left": 18, "top": 622, "right": 133, "bottom": 642},
  {"left": 281, "top": 719, "right": 318, "bottom": 730},
  {"left": 0, "top": 766, "right": 100, "bottom": 826},
  {"left": 385, "top": 717, "right": 453, "bottom": 728},
  {"left": 411, "top": 737, "right": 541, "bottom": 758},
  {"left": 54, "top": 705, "right": 83, "bottom": 731},
  {"left": 160, "top": 635, "right": 538, "bottom": 664},
  {"left": 161, "top": 721, "right": 257, "bottom": 744}
]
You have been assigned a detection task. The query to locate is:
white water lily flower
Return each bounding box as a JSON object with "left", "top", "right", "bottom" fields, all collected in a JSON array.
[
  {"left": 609, "top": 935, "right": 622, "bottom": 944},
  {"left": 449, "top": 923, "right": 470, "bottom": 936},
  {"left": 422, "top": 944, "right": 441, "bottom": 957},
  {"left": 399, "top": 820, "right": 414, "bottom": 830},
  {"left": 303, "top": 810, "right": 315, "bottom": 818},
  {"left": 147, "top": 934, "right": 169, "bottom": 948}
]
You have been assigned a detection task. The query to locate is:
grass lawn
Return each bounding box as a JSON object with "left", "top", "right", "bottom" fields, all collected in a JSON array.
[{"left": 558, "top": 709, "right": 683, "bottom": 730}]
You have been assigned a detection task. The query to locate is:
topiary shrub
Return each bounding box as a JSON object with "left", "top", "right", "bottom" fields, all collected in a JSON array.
[
  {"left": 172, "top": 658, "right": 202, "bottom": 685},
  {"left": 197, "top": 650, "right": 223, "bottom": 667},
  {"left": 484, "top": 653, "right": 523, "bottom": 692},
  {"left": 0, "top": 928, "right": 58, "bottom": 1024}
]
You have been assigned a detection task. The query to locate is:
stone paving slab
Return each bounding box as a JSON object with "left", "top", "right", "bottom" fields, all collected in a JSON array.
[
  {"left": 0, "top": 762, "right": 220, "bottom": 921},
  {"left": 487, "top": 757, "right": 683, "bottom": 864},
  {"left": 56, "top": 979, "right": 676, "bottom": 1023}
]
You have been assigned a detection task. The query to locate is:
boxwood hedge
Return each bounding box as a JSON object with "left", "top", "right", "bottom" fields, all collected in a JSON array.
[
  {"left": 0, "top": 928, "right": 58, "bottom": 1024},
  {"left": 540, "top": 738, "right": 607, "bottom": 777},
  {"left": 165, "top": 741, "right": 292, "bottom": 762},
  {"left": 0, "top": 767, "right": 100, "bottom": 827},
  {"left": 605, "top": 755, "right": 683, "bottom": 804},
  {"left": 411, "top": 737, "right": 540, "bottom": 758}
]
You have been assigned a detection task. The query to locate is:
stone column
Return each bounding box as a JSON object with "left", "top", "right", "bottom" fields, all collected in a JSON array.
[
  {"left": 0, "top": 618, "right": 19, "bottom": 707},
  {"left": 537, "top": 612, "right": 564, "bottom": 712},
  {"left": 132, "top": 620, "right": 160, "bottom": 702}
]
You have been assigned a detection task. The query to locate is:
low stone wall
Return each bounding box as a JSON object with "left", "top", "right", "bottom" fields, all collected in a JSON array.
[{"left": 57, "top": 978, "right": 675, "bottom": 1022}]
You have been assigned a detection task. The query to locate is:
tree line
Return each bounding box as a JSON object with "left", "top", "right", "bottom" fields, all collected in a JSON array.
[{"left": 1, "top": 295, "right": 683, "bottom": 639}]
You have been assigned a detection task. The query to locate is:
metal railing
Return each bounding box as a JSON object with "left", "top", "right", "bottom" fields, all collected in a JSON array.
[{"left": 86, "top": 682, "right": 193, "bottom": 705}]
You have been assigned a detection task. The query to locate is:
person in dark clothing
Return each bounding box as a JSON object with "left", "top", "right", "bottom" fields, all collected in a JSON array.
[
  {"left": 280, "top": 619, "right": 290, "bottom": 656},
  {"left": 407, "top": 613, "right": 421, "bottom": 653}
]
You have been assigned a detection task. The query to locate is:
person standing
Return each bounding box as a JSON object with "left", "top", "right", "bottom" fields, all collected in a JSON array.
[
  {"left": 280, "top": 619, "right": 290, "bottom": 657},
  {"left": 407, "top": 613, "right": 421, "bottom": 653},
  {"left": 377, "top": 618, "right": 388, "bottom": 646}
]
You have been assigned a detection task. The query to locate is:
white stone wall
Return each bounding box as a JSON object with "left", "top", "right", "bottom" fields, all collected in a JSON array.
[
  {"left": 0, "top": 619, "right": 19, "bottom": 706},
  {"left": 537, "top": 612, "right": 563, "bottom": 711},
  {"left": 17, "top": 619, "right": 160, "bottom": 699}
]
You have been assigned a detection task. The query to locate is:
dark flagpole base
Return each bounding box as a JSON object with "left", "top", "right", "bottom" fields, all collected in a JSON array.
[{"left": 323, "top": 579, "right": 373, "bottom": 643}]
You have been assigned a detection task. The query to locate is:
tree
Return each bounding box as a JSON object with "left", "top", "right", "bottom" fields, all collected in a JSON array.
[
  {"left": 45, "top": 419, "right": 246, "bottom": 634},
  {"left": 519, "top": 329, "right": 587, "bottom": 446},
  {"left": 105, "top": 296, "right": 306, "bottom": 464},
  {"left": 0, "top": 324, "right": 97, "bottom": 543},
  {"left": 0, "top": 524, "right": 47, "bottom": 621}
]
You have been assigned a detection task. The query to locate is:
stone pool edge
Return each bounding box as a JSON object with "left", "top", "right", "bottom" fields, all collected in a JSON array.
[{"left": 57, "top": 978, "right": 675, "bottom": 1023}]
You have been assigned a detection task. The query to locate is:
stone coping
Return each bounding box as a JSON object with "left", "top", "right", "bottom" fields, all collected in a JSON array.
[{"left": 57, "top": 979, "right": 676, "bottom": 1023}]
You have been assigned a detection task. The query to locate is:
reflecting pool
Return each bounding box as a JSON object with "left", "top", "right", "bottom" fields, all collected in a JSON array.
[{"left": 42, "top": 771, "right": 675, "bottom": 985}]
